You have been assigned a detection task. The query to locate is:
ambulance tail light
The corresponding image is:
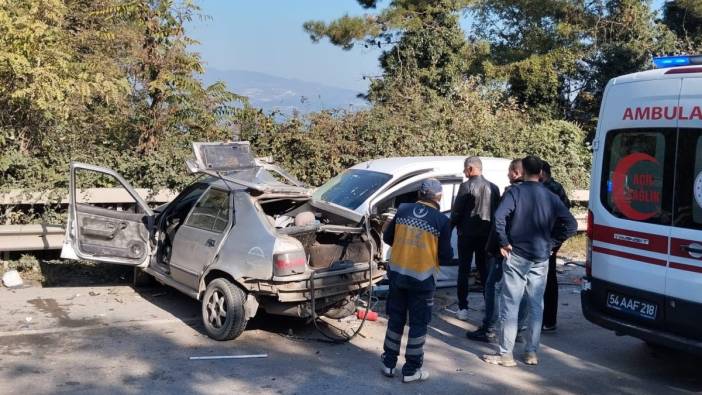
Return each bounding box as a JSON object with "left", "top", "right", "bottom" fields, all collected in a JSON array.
[{"left": 585, "top": 210, "right": 593, "bottom": 277}]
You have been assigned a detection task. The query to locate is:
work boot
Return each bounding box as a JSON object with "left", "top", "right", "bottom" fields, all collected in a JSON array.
[
  {"left": 457, "top": 309, "right": 470, "bottom": 321},
  {"left": 402, "top": 369, "right": 430, "bottom": 383},
  {"left": 381, "top": 366, "right": 396, "bottom": 377},
  {"left": 542, "top": 325, "right": 557, "bottom": 333},
  {"left": 524, "top": 352, "right": 538, "bottom": 366},
  {"left": 466, "top": 327, "right": 496, "bottom": 343},
  {"left": 482, "top": 353, "right": 517, "bottom": 367}
]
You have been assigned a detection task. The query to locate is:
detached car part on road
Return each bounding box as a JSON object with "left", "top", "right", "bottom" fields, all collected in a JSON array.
[{"left": 62, "top": 142, "right": 383, "bottom": 341}]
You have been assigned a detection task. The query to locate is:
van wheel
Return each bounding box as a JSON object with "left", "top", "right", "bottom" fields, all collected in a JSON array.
[{"left": 202, "top": 278, "right": 248, "bottom": 341}]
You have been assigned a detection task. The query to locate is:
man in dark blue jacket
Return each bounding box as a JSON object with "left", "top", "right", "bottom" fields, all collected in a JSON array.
[
  {"left": 483, "top": 156, "right": 577, "bottom": 367},
  {"left": 381, "top": 178, "right": 453, "bottom": 383}
]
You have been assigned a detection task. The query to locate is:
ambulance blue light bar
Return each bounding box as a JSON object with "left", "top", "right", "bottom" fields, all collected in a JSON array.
[{"left": 653, "top": 55, "right": 702, "bottom": 69}]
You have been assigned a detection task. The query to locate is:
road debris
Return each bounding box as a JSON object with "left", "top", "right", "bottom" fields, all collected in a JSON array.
[
  {"left": 356, "top": 309, "right": 378, "bottom": 321},
  {"left": 2, "top": 270, "right": 23, "bottom": 288},
  {"left": 189, "top": 354, "right": 268, "bottom": 360}
]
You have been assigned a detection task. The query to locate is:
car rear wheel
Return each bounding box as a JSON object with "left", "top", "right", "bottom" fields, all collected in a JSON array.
[{"left": 202, "top": 278, "right": 247, "bottom": 341}]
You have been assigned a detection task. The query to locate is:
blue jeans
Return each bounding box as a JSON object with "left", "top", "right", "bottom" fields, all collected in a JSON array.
[
  {"left": 498, "top": 253, "right": 548, "bottom": 356},
  {"left": 483, "top": 256, "right": 528, "bottom": 333},
  {"left": 382, "top": 276, "right": 434, "bottom": 376}
]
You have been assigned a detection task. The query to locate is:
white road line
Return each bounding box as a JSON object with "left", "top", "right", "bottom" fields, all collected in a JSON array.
[{"left": 0, "top": 317, "right": 199, "bottom": 337}]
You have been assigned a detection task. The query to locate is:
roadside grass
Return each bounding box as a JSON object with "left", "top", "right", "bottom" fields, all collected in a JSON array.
[{"left": 560, "top": 233, "right": 586, "bottom": 261}]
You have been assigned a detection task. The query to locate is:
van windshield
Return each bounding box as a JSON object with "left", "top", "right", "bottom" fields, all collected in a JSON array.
[{"left": 314, "top": 169, "right": 392, "bottom": 210}]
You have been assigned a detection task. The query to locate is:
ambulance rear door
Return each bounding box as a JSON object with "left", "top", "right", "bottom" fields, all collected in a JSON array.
[
  {"left": 666, "top": 75, "right": 702, "bottom": 339},
  {"left": 591, "top": 78, "right": 680, "bottom": 327}
]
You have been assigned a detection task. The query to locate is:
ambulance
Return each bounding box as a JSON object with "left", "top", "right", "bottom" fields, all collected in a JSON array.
[{"left": 581, "top": 55, "right": 702, "bottom": 353}]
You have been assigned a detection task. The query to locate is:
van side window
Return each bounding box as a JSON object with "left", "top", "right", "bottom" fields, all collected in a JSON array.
[
  {"left": 673, "top": 129, "right": 702, "bottom": 230},
  {"left": 600, "top": 129, "right": 676, "bottom": 225}
]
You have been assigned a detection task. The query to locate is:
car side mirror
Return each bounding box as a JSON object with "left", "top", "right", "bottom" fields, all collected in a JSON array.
[{"left": 185, "top": 159, "right": 200, "bottom": 174}]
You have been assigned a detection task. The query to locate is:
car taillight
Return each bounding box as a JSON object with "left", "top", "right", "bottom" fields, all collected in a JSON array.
[
  {"left": 272, "top": 236, "right": 307, "bottom": 276},
  {"left": 585, "top": 209, "right": 593, "bottom": 277},
  {"left": 275, "top": 252, "right": 306, "bottom": 272}
]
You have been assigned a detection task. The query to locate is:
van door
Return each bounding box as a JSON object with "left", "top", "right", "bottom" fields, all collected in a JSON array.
[
  {"left": 371, "top": 175, "right": 461, "bottom": 261},
  {"left": 63, "top": 163, "right": 154, "bottom": 267},
  {"left": 594, "top": 128, "right": 675, "bottom": 326},
  {"left": 666, "top": 78, "right": 702, "bottom": 338}
]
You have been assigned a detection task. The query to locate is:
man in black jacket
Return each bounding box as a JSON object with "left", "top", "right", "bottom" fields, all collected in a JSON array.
[
  {"left": 450, "top": 156, "right": 500, "bottom": 321},
  {"left": 540, "top": 161, "right": 571, "bottom": 332}
]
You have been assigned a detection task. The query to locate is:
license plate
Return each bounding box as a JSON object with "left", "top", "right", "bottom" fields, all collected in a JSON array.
[{"left": 606, "top": 292, "right": 658, "bottom": 320}]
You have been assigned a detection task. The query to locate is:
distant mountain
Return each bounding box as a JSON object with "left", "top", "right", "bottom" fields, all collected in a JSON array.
[{"left": 202, "top": 69, "right": 368, "bottom": 116}]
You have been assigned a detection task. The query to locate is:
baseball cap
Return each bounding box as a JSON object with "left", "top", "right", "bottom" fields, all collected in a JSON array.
[{"left": 419, "top": 178, "right": 442, "bottom": 199}]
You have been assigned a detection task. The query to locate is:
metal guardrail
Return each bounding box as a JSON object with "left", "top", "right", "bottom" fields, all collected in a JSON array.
[
  {"left": 0, "top": 188, "right": 177, "bottom": 253},
  {"left": 0, "top": 189, "right": 590, "bottom": 253},
  {"left": 0, "top": 188, "right": 177, "bottom": 205},
  {"left": 570, "top": 189, "right": 589, "bottom": 202},
  {"left": 0, "top": 224, "right": 64, "bottom": 252},
  {"left": 0, "top": 215, "right": 589, "bottom": 253}
]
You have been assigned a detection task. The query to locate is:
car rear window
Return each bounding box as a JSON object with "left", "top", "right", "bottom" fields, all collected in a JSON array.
[
  {"left": 600, "top": 129, "right": 676, "bottom": 225},
  {"left": 673, "top": 129, "right": 702, "bottom": 230}
]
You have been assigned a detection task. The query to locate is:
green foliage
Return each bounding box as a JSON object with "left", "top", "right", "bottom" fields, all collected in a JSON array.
[
  {"left": 0, "top": 1, "right": 243, "bottom": 186},
  {"left": 9, "top": 0, "right": 702, "bottom": 228},
  {"left": 244, "top": 79, "right": 590, "bottom": 192},
  {"left": 310, "top": 1, "right": 693, "bottom": 135},
  {"left": 475, "top": 0, "right": 677, "bottom": 129},
  {"left": 7, "top": 254, "right": 40, "bottom": 273},
  {"left": 663, "top": 0, "right": 702, "bottom": 53},
  {"left": 304, "top": 1, "right": 476, "bottom": 99}
]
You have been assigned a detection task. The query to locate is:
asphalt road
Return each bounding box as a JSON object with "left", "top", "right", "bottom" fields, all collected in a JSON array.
[{"left": 1, "top": 264, "right": 701, "bottom": 395}]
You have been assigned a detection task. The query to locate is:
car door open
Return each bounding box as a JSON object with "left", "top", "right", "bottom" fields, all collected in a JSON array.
[{"left": 62, "top": 162, "right": 154, "bottom": 267}]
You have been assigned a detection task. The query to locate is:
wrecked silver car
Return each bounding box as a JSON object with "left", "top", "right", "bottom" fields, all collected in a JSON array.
[{"left": 61, "top": 142, "right": 383, "bottom": 341}]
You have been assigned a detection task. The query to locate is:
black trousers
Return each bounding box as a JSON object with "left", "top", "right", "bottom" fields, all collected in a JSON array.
[
  {"left": 382, "top": 276, "right": 434, "bottom": 376},
  {"left": 457, "top": 234, "right": 488, "bottom": 310},
  {"left": 543, "top": 247, "right": 560, "bottom": 328}
]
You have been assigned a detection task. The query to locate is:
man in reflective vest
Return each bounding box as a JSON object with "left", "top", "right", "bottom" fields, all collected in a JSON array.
[{"left": 381, "top": 178, "right": 453, "bottom": 383}]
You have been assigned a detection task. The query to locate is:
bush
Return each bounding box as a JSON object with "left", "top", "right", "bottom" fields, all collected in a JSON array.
[
  {"left": 244, "top": 80, "right": 591, "bottom": 190},
  {"left": 1, "top": 80, "right": 591, "bottom": 225}
]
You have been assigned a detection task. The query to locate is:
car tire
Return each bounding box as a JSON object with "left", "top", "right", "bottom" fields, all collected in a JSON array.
[{"left": 201, "top": 278, "right": 248, "bottom": 341}]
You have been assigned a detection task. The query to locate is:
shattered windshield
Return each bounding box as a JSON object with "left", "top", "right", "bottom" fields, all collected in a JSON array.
[{"left": 313, "top": 169, "right": 392, "bottom": 210}]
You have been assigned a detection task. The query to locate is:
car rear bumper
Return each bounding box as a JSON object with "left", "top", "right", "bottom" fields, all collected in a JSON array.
[
  {"left": 581, "top": 276, "right": 702, "bottom": 356},
  {"left": 261, "top": 261, "right": 384, "bottom": 303},
  {"left": 251, "top": 261, "right": 384, "bottom": 318}
]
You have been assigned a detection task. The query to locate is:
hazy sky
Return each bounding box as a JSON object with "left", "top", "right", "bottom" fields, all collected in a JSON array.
[
  {"left": 189, "top": 0, "right": 668, "bottom": 92},
  {"left": 188, "top": 0, "right": 383, "bottom": 92}
]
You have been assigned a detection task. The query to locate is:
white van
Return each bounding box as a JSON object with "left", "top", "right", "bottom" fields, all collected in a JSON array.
[
  {"left": 312, "top": 156, "right": 511, "bottom": 285},
  {"left": 582, "top": 55, "right": 702, "bottom": 353}
]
